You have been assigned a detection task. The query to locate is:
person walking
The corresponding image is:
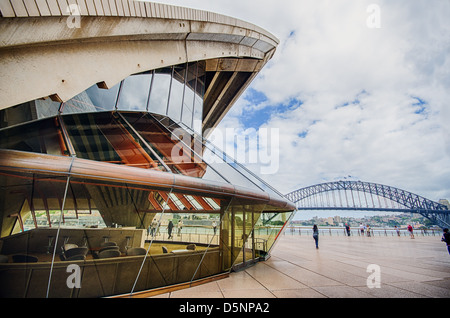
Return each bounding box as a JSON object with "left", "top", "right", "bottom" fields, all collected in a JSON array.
[
  {"left": 441, "top": 228, "right": 450, "bottom": 255},
  {"left": 360, "top": 223, "right": 364, "bottom": 236},
  {"left": 407, "top": 224, "right": 415, "bottom": 239},
  {"left": 395, "top": 225, "right": 400, "bottom": 237},
  {"left": 313, "top": 224, "right": 319, "bottom": 249},
  {"left": 167, "top": 220, "right": 174, "bottom": 239}
]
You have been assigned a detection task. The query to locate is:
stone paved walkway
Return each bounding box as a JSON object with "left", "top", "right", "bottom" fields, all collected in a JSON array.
[{"left": 152, "top": 233, "right": 450, "bottom": 298}]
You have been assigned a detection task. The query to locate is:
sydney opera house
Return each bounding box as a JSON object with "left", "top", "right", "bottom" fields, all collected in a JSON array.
[{"left": 0, "top": 0, "right": 295, "bottom": 297}]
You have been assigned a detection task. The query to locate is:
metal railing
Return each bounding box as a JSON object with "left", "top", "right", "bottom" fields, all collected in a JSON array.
[
  {"left": 284, "top": 226, "right": 443, "bottom": 237},
  {"left": 145, "top": 226, "right": 219, "bottom": 245}
]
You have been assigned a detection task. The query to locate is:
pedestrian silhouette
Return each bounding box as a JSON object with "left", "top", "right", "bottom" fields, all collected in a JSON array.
[{"left": 313, "top": 224, "right": 319, "bottom": 249}]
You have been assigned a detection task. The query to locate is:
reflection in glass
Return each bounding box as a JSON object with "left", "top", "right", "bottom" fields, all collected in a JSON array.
[
  {"left": 63, "top": 82, "right": 120, "bottom": 114},
  {"left": 0, "top": 54, "right": 297, "bottom": 298},
  {"left": 63, "top": 112, "right": 122, "bottom": 162},
  {"left": 0, "top": 147, "right": 294, "bottom": 298},
  {"left": 35, "top": 98, "right": 62, "bottom": 119},
  {"left": 254, "top": 211, "right": 292, "bottom": 258},
  {"left": 182, "top": 64, "right": 196, "bottom": 128},
  {"left": 122, "top": 113, "right": 209, "bottom": 177},
  {"left": 63, "top": 112, "right": 164, "bottom": 170},
  {"left": 148, "top": 68, "right": 171, "bottom": 116},
  {"left": 0, "top": 117, "right": 69, "bottom": 156},
  {"left": 116, "top": 73, "right": 152, "bottom": 111},
  {"left": 193, "top": 62, "right": 206, "bottom": 133},
  {"left": 168, "top": 65, "right": 186, "bottom": 122},
  {"left": 0, "top": 99, "right": 60, "bottom": 129}
]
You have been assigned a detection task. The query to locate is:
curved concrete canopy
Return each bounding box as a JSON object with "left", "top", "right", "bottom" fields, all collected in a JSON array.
[{"left": 0, "top": 0, "right": 279, "bottom": 131}]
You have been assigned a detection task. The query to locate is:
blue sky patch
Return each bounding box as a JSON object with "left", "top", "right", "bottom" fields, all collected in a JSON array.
[
  {"left": 242, "top": 90, "right": 303, "bottom": 129},
  {"left": 411, "top": 96, "right": 428, "bottom": 115},
  {"left": 335, "top": 90, "right": 367, "bottom": 109}
]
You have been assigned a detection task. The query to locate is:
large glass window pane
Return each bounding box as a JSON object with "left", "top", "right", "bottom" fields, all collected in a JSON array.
[
  {"left": 0, "top": 117, "right": 69, "bottom": 156},
  {"left": 123, "top": 113, "right": 211, "bottom": 178},
  {"left": 62, "top": 82, "right": 120, "bottom": 114},
  {"left": 182, "top": 63, "right": 196, "bottom": 128},
  {"left": 63, "top": 113, "right": 122, "bottom": 162},
  {"left": 116, "top": 73, "right": 152, "bottom": 111},
  {"left": 141, "top": 113, "right": 233, "bottom": 183},
  {"left": 193, "top": 62, "right": 206, "bottom": 134},
  {"left": 253, "top": 211, "right": 294, "bottom": 258},
  {"left": 0, "top": 98, "right": 61, "bottom": 129},
  {"left": 148, "top": 68, "right": 171, "bottom": 116},
  {"left": 63, "top": 112, "right": 163, "bottom": 170},
  {"left": 167, "top": 65, "right": 186, "bottom": 122},
  {"left": 0, "top": 101, "right": 38, "bottom": 128}
]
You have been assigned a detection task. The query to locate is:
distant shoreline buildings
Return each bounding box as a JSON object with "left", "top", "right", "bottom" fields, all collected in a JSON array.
[{"left": 291, "top": 212, "right": 442, "bottom": 229}]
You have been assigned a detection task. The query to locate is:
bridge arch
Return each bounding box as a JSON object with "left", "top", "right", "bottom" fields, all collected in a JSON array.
[{"left": 285, "top": 181, "right": 449, "bottom": 228}]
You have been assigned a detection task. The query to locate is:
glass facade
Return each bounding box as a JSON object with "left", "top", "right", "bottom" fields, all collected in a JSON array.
[
  {"left": 0, "top": 59, "right": 294, "bottom": 298},
  {"left": 0, "top": 165, "right": 292, "bottom": 297},
  {"left": 0, "top": 62, "right": 206, "bottom": 134}
]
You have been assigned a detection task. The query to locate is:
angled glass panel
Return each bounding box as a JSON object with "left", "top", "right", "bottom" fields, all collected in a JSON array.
[
  {"left": 0, "top": 117, "right": 70, "bottom": 156},
  {"left": 220, "top": 198, "right": 267, "bottom": 270},
  {"left": 62, "top": 112, "right": 164, "bottom": 170},
  {"left": 179, "top": 121, "right": 286, "bottom": 199},
  {"left": 35, "top": 98, "right": 62, "bottom": 119},
  {"left": 123, "top": 112, "right": 225, "bottom": 179},
  {"left": 116, "top": 73, "right": 152, "bottom": 111},
  {"left": 181, "top": 64, "right": 195, "bottom": 128},
  {"left": 62, "top": 112, "right": 122, "bottom": 162},
  {"left": 148, "top": 68, "right": 171, "bottom": 116},
  {"left": 0, "top": 101, "right": 37, "bottom": 129},
  {"left": 0, "top": 99, "right": 60, "bottom": 129},
  {"left": 62, "top": 82, "right": 120, "bottom": 114},
  {"left": 253, "top": 210, "right": 294, "bottom": 259},
  {"left": 193, "top": 62, "right": 205, "bottom": 134},
  {"left": 154, "top": 117, "right": 272, "bottom": 190},
  {"left": 167, "top": 64, "right": 186, "bottom": 122}
]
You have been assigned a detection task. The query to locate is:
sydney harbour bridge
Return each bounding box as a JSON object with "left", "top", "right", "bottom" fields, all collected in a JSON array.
[{"left": 285, "top": 180, "right": 450, "bottom": 229}]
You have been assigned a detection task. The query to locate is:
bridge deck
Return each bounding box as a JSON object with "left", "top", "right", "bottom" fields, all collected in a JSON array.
[{"left": 153, "top": 233, "right": 450, "bottom": 298}]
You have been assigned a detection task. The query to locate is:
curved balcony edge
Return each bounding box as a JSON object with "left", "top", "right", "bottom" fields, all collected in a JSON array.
[{"left": 0, "top": 149, "right": 295, "bottom": 211}]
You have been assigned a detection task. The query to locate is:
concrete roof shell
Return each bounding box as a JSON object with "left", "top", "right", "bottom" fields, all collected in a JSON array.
[{"left": 0, "top": 0, "right": 279, "bottom": 131}]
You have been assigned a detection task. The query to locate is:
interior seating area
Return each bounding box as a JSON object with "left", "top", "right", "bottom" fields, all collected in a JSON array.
[
  {"left": 126, "top": 247, "right": 147, "bottom": 256},
  {"left": 93, "top": 241, "right": 121, "bottom": 259},
  {"left": 62, "top": 247, "right": 89, "bottom": 261},
  {"left": 59, "top": 243, "right": 89, "bottom": 261}
]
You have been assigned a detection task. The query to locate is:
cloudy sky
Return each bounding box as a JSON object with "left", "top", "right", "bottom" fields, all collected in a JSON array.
[{"left": 154, "top": 0, "right": 450, "bottom": 206}]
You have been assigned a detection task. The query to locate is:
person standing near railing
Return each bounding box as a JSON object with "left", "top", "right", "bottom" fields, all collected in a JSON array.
[
  {"left": 212, "top": 220, "right": 217, "bottom": 235},
  {"left": 407, "top": 224, "right": 415, "bottom": 239},
  {"left": 313, "top": 224, "right": 319, "bottom": 249},
  {"left": 345, "top": 223, "right": 351, "bottom": 236}
]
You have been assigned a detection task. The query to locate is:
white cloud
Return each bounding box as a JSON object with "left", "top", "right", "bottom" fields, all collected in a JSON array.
[{"left": 156, "top": 0, "right": 450, "bottom": 202}]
